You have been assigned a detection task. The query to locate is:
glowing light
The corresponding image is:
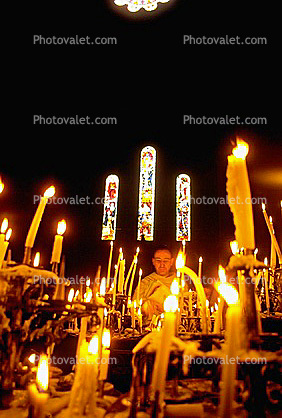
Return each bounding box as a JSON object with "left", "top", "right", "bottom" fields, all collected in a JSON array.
[
  {"left": 176, "top": 174, "right": 191, "bottom": 241},
  {"left": 170, "top": 279, "right": 179, "bottom": 295},
  {"left": 232, "top": 138, "right": 249, "bottom": 160},
  {"left": 88, "top": 335, "right": 99, "bottom": 355},
  {"left": 0, "top": 178, "right": 4, "bottom": 194},
  {"left": 102, "top": 329, "right": 111, "bottom": 348},
  {"left": 230, "top": 240, "right": 239, "bottom": 255},
  {"left": 57, "top": 219, "right": 66, "bottom": 236},
  {"left": 33, "top": 252, "right": 40, "bottom": 267},
  {"left": 1, "top": 218, "right": 8, "bottom": 234},
  {"left": 101, "top": 174, "right": 119, "bottom": 241},
  {"left": 218, "top": 265, "right": 226, "bottom": 283},
  {"left": 100, "top": 277, "right": 106, "bottom": 296},
  {"left": 36, "top": 354, "right": 49, "bottom": 392},
  {"left": 176, "top": 251, "right": 185, "bottom": 270},
  {"left": 137, "top": 146, "right": 156, "bottom": 241},
  {"left": 114, "top": 0, "right": 170, "bottom": 13},
  {"left": 28, "top": 353, "right": 36, "bottom": 364},
  {"left": 44, "top": 186, "right": 55, "bottom": 199},
  {"left": 215, "top": 282, "right": 239, "bottom": 306},
  {"left": 164, "top": 295, "right": 178, "bottom": 312},
  {"left": 262, "top": 202, "right": 266, "bottom": 211},
  {"left": 5, "top": 228, "right": 12, "bottom": 241},
  {"left": 68, "top": 288, "right": 75, "bottom": 303}
]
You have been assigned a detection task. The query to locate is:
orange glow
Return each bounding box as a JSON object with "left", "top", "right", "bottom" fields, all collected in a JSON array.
[
  {"left": 88, "top": 335, "right": 99, "bottom": 355},
  {"left": 33, "top": 252, "right": 40, "bottom": 267},
  {"left": 57, "top": 219, "right": 66, "bottom": 235},
  {"left": 176, "top": 251, "right": 185, "bottom": 270},
  {"left": 36, "top": 354, "right": 49, "bottom": 392},
  {"left": 232, "top": 138, "right": 249, "bottom": 160},
  {"left": 1, "top": 218, "right": 8, "bottom": 234},
  {"left": 68, "top": 288, "right": 74, "bottom": 303},
  {"left": 218, "top": 265, "right": 227, "bottom": 283},
  {"left": 199, "top": 256, "right": 203, "bottom": 263},
  {"left": 215, "top": 282, "right": 239, "bottom": 306},
  {"left": 102, "top": 329, "right": 111, "bottom": 348},
  {"left": 44, "top": 186, "right": 55, "bottom": 199},
  {"left": 164, "top": 295, "right": 178, "bottom": 312},
  {"left": 28, "top": 353, "right": 36, "bottom": 364}
]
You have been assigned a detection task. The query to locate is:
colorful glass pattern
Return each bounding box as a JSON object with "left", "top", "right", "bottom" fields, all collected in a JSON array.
[
  {"left": 101, "top": 174, "right": 119, "bottom": 241},
  {"left": 176, "top": 174, "right": 191, "bottom": 241},
  {"left": 114, "top": 0, "right": 170, "bottom": 13},
  {"left": 137, "top": 146, "right": 156, "bottom": 241}
]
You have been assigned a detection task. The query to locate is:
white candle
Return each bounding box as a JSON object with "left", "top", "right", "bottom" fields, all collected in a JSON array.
[
  {"left": 269, "top": 217, "right": 276, "bottom": 269},
  {"left": 124, "top": 247, "right": 139, "bottom": 294},
  {"left": 0, "top": 227, "right": 11, "bottom": 267},
  {"left": 226, "top": 139, "right": 255, "bottom": 250},
  {"left": 215, "top": 282, "right": 241, "bottom": 418},
  {"left": 25, "top": 186, "right": 55, "bottom": 249},
  {"left": 51, "top": 220, "right": 66, "bottom": 264},
  {"left": 136, "top": 268, "right": 142, "bottom": 303},
  {"left": 128, "top": 256, "right": 138, "bottom": 299},
  {"left": 0, "top": 218, "right": 8, "bottom": 256},
  {"left": 262, "top": 204, "right": 282, "bottom": 265},
  {"left": 198, "top": 256, "right": 203, "bottom": 278},
  {"left": 99, "top": 329, "right": 111, "bottom": 381},
  {"left": 151, "top": 295, "right": 178, "bottom": 406},
  {"left": 118, "top": 258, "right": 125, "bottom": 293},
  {"left": 28, "top": 354, "right": 49, "bottom": 418},
  {"left": 106, "top": 241, "right": 113, "bottom": 289}
]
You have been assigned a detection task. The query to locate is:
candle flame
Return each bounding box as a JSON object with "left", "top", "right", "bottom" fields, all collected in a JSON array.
[
  {"left": 199, "top": 256, "right": 203, "bottom": 263},
  {"left": 215, "top": 282, "right": 239, "bottom": 306},
  {"left": 264, "top": 257, "right": 268, "bottom": 265},
  {"left": 0, "top": 178, "right": 4, "bottom": 194},
  {"left": 88, "top": 335, "right": 99, "bottom": 355},
  {"left": 33, "top": 252, "right": 40, "bottom": 267},
  {"left": 68, "top": 288, "right": 74, "bottom": 303},
  {"left": 262, "top": 202, "right": 266, "bottom": 211},
  {"left": 102, "top": 329, "right": 111, "bottom": 348},
  {"left": 176, "top": 251, "right": 185, "bottom": 270},
  {"left": 28, "top": 353, "right": 36, "bottom": 364},
  {"left": 214, "top": 303, "right": 218, "bottom": 310},
  {"left": 5, "top": 228, "right": 12, "bottom": 241},
  {"left": 218, "top": 265, "right": 226, "bottom": 283},
  {"left": 36, "top": 354, "right": 49, "bottom": 392},
  {"left": 164, "top": 295, "right": 178, "bottom": 312},
  {"left": 170, "top": 278, "right": 179, "bottom": 295},
  {"left": 139, "top": 268, "right": 142, "bottom": 277},
  {"left": 269, "top": 216, "right": 272, "bottom": 223},
  {"left": 230, "top": 240, "right": 239, "bottom": 255},
  {"left": 57, "top": 219, "right": 66, "bottom": 235},
  {"left": 44, "top": 185, "right": 55, "bottom": 198},
  {"left": 232, "top": 138, "right": 249, "bottom": 160},
  {"left": 100, "top": 277, "right": 106, "bottom": 296},
  {"left": 136, "top": 247, "right": 140, "bottom": 254},
  {"left": 1, "top": 218, "right": 8, "bottom": 234},
  {"left": 85, "top": 289, "right": 93, "bottom": 302}
]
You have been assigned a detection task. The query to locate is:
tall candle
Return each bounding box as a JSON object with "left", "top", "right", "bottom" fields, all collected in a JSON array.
[
  {"left": 198, "top": 256, "right": 203, "bottom": 278},
  {"left": 269, "top": 217, "right": 276, "bottom": 269},
  {"left": 262, "top": 205, "right": 282, "bottom": 265},
  {"left": 226, "top": 138, "right": 255, "bottom": 250},
  {"left": 0, "top": 228, "right": 11, "bottom": 267},
  {"left": 0, "top": 218, "right": 8, "bottom": 255},
  {"left": 123, "top": 247, "right": 139, "bottom": 294},
  {"left": 136, "top": 268, "right": 142, "bottom": 303},
  {"left": 128, "top": 256, "right": 138, "bottom": 299},
  {"left": 99, "top": 329, "right": 111, "bottom": 381},
  {"left": 118, "top": 258, "right": 125, "bottom": 293},
  {"left": 106, "top": 241, "right": 113, "bottom": 289},
  {"left": 51, "top": 219, "right": 66, "bottom": 264},
  {"left": 151, "top": 295, "right": 178, "bottom": 407},
  {"left": 25, "top": 186, "right": 55, "bottom": 249},
  {"left": 214, "top": 266, "right": 226, "bottom": 334}
]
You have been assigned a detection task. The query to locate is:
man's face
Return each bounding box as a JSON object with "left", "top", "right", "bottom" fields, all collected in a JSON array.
[{"left": 152, "top": 249, "right": 174, "bottom": 276}]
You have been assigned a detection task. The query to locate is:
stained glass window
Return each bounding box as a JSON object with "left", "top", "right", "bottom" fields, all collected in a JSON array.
[
  {"left": 176, "top": 174, "right": 191, "bottom": 242},
  {"left": 114, "top": 0, "right": 170, "bottom": 13},
  {"left": 137, "top": 146, "right": 156, "bottom": 241},
  {"left": 101, "top": 174, "right": 119, "bottom": 241}
]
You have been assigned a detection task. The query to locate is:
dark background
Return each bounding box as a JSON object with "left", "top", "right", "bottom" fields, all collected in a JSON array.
[{"left": 2, "top": 1, "right": 281, "bottom": 285}]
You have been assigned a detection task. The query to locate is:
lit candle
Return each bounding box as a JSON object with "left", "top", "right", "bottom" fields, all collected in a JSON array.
[
  {"left": 269, "top": 217, "right": 276, "bottom": 269},
  {"left": 214, "top": 266, "right": 226, "bottom": 334},
  {"left": 151, "top": 295, "right": 178, "bottom": 407},
  {"left": 262, "top": 204, "right": 282, "bottom": 266},
  {"left": 198, "top": 256, "right": 203, "bottom": 278},
  {"left": 118, "top": 258, "right": 125, "bottom": 293},
  {"left": 124, "top": 247, "right": 139, "bottom": 294},
  {"left": 100, "top": 277, "right": 106, "bottom": 296},
  {"left": 51, "top": 219, "right": 66, "bottom": 265},
  {"left": 215, "top": 282, "right": 241, "bottom": 418},
  {"left": 0, "top": 227, "right": 11, "bottom": 267},
  {"left": 128, "top": 253, "right": 138, "bottom": 299},
  {"left": 0, "top": 178, "right": 4, "bottom": 194},
  {"left": 0, "top": 218, "right": 8, "bottom": 252},
  {"left": 28, "top": 354, "right": 49, "bottom": 418},
  {"left": 263, "top": 257, "right": 270, "bottom": 314},
  {"left": 106, "top": 241, "right": 113, "bottom": 289},
  {"left": 226, "top": 138, "right": 255, "bottom": 250},
  {"left": 136, "top": 268, "right": 142, "bottom": 304},
  {"left": 99, "top": 329, "right": 111, "bottom": 381},
  {"left": 25, "top": 186, "right": 55, "bottom": 250},
  {"left": 33, "top": 252, "right": 40, "bottom": 267}
]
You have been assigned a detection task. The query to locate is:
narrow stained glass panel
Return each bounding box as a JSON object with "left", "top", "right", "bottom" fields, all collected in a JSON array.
[
  {"left": 101, "top": 174, "right": 119, "bottom": 241},
  {"left": 176, "top": 174, "right": 191, "bottom": 242},
  {"left": 137, "top": 146, "right": 156, "bottom": 241}
]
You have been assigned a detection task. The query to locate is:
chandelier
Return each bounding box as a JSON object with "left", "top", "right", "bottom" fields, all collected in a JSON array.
[{"left": 114, "top": 0, "right": 170, "bottom": 13}]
